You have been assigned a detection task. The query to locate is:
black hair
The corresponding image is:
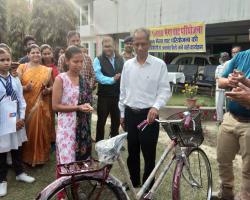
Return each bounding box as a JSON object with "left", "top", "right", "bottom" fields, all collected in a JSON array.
[
  {"left": 124, "top": 36, "right": 133, "bottom": 43},
  {"left": 67, "top": 31, "right": 80, "bottom": 40},
  {"left": 40, "top": 44, "right": 54, "bottom": 65},
  {"left": 54, "top": 47, "right": 65, "bottom": 65},
  {"left": 0, "top": 43, "right": 11, "bottom": 54},
  {"left": 26, "top": 44, "right": 40, "bottom": 54},
  {"left": 40, "top": 44, "right": 52, "bottom": 52},
  {"left": 23, "top": 35, "right": 36, "bottom": 46},
  {"left": 102, "top": 36, "right": 114, "bottom": 45},
  {"left": 65, "top": 45, "right": 82, "bottom": 60}
]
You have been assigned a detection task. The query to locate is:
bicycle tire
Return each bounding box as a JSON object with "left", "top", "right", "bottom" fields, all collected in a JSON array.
[
  {"left": 37, "top": 174, "right": 128, "bottom": 200},
  {"left": 172, "top": 148, "right": 212, "bottom": 200}
]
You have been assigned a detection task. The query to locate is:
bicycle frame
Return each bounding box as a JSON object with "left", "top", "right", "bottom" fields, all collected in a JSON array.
[{"left": 115, "top": 138, "right": 175, "bottom": 200}]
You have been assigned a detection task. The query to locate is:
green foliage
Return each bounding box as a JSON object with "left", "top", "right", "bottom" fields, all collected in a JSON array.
[
  {"left": 30, "top": 0, "right": 78, "bottom": 47},
  {"left": 6, "top": 0, "right": 30, "bottom": 60},
  {"left": 0, "top": 0, "right": 7, "bottom": 42}
]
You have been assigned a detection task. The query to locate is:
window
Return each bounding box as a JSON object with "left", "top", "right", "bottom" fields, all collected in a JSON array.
[
  {"left": 194, "top": 57, "right": 209, "bottom": 66},
  {"left": 80, "top": 5, "right": 89, "bottom": 26},
  {"left": 176, "top": 57, "right": 192, "bottom": 65},
  {"left": 119, "top": 39, "right": 124, "bottom": 54}
]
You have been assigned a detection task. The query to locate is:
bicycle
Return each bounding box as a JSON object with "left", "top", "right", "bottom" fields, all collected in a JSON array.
[{"left": 36, "top": 109, "right": 212, "bottom": 200}]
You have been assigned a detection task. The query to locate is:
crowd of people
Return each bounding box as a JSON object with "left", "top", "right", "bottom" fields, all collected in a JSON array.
[{"left": 0, "top": 27, "right": 250, "bottom": 200}]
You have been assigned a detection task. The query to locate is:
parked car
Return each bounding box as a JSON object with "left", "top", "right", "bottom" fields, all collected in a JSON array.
[{"left": 170, "top": 54, "right": 219, "bottom": 66}]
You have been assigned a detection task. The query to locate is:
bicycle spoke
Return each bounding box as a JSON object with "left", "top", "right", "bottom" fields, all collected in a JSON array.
[{"left": 173, "top": 148, "right": 212, "bottom": 200}]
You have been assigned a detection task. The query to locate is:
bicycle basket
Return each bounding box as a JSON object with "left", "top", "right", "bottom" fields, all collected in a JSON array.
[{"left": 161, "top": 110, "right": 203, "bottom": 147}]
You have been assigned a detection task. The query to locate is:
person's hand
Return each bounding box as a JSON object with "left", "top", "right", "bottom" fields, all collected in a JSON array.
[
  {"left": 24, "top": 81, "right": 33, "bottom": 92},
  {"left": 42, "top": 86, "right": 51, "bottom": 96},
  {"left": 227, "top": 70, "right": 246, "bottom": 88},
  {"left": 120, "top": 117, "right": 125, "bottom": 131},
  {"left": 227, "top": 74, "right": 240, "bottom": 88},
  {"left": 114, "top": 73, "right": 121, "bottom": 81},
  {"left": 147, "top": 107, "right": 158, "bottom": 124},
  {"left": 78, "top": 103, "right": 94, "bottom": 112},
  {"left": 16, "top": 119, "right": 25, "bottom": 131},
  {"left": 225, "top": 82, "right": 250, "bottom": 109}
]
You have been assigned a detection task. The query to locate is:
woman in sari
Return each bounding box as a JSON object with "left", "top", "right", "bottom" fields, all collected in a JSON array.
[{"left": 18, "top": 44, "right": 53, "bottom": 166}]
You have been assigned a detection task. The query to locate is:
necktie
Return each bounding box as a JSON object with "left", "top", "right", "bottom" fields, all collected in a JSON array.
[{"left": 5, "top": 76, "right": 18, "bottom": 101}]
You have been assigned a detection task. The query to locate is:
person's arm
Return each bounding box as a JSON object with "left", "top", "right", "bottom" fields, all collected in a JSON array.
[
  {"left": 118, "top": 64, "right": 127, "bottom": 130},
  {"left": 152, "top": 63, "right": 172, "bottom": 110},
  {"left": 52, "top": 76, "right": 94, "bottom": 113},
  {"left": 93, "top": 57, "right": 115, "bottom": 85},
  {"left": 225, "top": 82, "right": 250, "bottom": 108},
  {"left": 42, "top": 69, "right": 54, "bottom": 95},
  {"left": 241, "top": 77, "right": 250, "bottom": 88},
  {"left": 147, "top": 63, "right": 172, "bottom": 124},
  {"left": 16, "top": 78, "right": 26, "bottom": 120},
  {"left": 218, "top": 56, "right": 237, "bottom": 89},
  {"left": 57, "top": 54, "right": 66, "bottom": 73},
  {"left": 118, "top": 65, "right": 127, "bottom": 119},
  {"left": 52, "top": 76, "right": 79, "bottom": 112},
  {"left": 87, "top": 56, "right": 96, "bottom": 89}
]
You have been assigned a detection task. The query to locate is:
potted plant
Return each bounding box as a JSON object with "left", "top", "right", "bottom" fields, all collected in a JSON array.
[{"left": 182, "top": 84, "right": 198, "bottom": 108}]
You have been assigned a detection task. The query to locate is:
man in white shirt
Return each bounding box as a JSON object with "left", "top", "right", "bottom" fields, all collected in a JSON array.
[{"left": 119, "top": 28, "right": 171, "bottom": 188}]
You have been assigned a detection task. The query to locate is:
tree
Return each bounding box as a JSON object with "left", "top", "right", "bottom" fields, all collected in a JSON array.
[
  {"left": 6, "top": 0, "right": 31, "bottom": 60},
  {"left": 30, "top": 0, "right": 78, "bottom": 47},
  {"left": 0, "top": 0, "right": 7, "bottom": 43}
]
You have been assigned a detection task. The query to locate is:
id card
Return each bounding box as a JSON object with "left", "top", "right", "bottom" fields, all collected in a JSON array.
[{"left": 0, "top": 97, "right": 17, "bottom": 136}]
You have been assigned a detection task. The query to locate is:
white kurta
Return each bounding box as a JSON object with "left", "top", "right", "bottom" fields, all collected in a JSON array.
[{"left": 0, "top": 75, "right": 27, "bottom": 153}]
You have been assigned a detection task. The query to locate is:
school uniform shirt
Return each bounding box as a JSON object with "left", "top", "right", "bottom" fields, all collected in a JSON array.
[
  {"left": 0, "top": 74, "right": 27, "bottom": 153},
  {"left": 119, "top": 54, "right": 172, "bottom": 118}
]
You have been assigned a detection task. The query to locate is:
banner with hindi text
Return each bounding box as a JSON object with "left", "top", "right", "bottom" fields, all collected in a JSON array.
[{"left": 149, "top": 22, "right": 206, "bottom": 53}]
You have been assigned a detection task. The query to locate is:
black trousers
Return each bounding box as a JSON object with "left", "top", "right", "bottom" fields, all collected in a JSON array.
[
  {"left": 125, "top": 107, "right": 159, "bottom": 187},
  {"left": 96, "top": 96, "right": 120, "bottom": 142},
  {"left": 0, "top": 148, "right": 23, "bottom": 182}
]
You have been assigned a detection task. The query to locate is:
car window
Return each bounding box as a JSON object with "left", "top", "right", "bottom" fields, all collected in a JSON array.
[
  {"left": 194, "top": 57, "right": 209, "bottom": 66},
  {"left": 176, "top": 57, "right": 192, "bottom": 65}
]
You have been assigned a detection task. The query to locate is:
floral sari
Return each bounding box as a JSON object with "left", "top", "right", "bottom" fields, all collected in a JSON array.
[{"left": 18, "top": 64, "right": 55, "bottom": 166}]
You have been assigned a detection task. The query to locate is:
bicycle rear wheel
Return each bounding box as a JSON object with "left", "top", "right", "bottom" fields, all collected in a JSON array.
[
  {"left": 172, "top": 148, "right": 212, "bottom": 200},
  {"left": 37, "top": 175, "right": 128, "bottom": 200}
]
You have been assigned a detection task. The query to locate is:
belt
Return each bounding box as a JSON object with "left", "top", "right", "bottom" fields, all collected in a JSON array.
[
  {"left": 230, "top": 113, "right": 250, "bottom": 123},
  {"left": 125, "top": 106, "right": 150, "bottom": 114}
]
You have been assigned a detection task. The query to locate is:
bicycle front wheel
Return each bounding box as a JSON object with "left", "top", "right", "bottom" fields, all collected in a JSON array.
[
  {"left": 37, "top": 175, "right": 128, "bottom": 200},
  {"left": 172, "top": 148, "right": 212, "bottom": 200}
]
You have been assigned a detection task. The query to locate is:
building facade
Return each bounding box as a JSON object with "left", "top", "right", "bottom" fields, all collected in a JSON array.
[{"left": 77, "top": 0, "right": 250, "bottom": 59}]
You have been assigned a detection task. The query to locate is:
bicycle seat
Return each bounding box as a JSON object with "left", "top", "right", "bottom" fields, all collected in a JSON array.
[{"left": 95, "top": 132, "right": 127, "bottom": 164}]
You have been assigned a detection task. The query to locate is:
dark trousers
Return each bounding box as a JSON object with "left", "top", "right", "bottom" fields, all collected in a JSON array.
[
  {"left": 0, "top": 149, "right": 23, "bottom": 182},
  {"left": 96, "top": 96, "right": 120, "bottom": 142},
  {"left": 125, "top": 107, "right": 159, "bottom": 187}
]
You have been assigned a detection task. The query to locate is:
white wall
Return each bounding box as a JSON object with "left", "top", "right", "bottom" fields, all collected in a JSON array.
[{"left": 90, "top": 0, "right": 250, "bottom": 35}]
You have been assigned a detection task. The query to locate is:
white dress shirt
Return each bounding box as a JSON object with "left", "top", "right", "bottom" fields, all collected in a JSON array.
[
  {"left": 0, "top": 74, "right": 26, "bottom": 119},
  {"left": 119, "top": 54, "right": 172, "bottom": 118}
]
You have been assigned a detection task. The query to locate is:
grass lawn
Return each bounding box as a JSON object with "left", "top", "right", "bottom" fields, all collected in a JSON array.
[
  {"left": 167, "top": 93, "right": 215, "bottom": 107},
  {"left": 2, "top": 120, "right": 240, "bottom": 200}
]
